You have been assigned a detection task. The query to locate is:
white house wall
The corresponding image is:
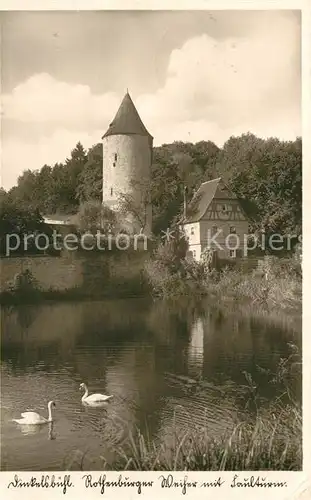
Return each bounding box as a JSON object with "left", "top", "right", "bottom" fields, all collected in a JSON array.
[
  {"left": 200, "top": 219, "right": 249, "bottom": 257},
  {"left": 183, "top": 222, "right": 202, "bottom": 260}
]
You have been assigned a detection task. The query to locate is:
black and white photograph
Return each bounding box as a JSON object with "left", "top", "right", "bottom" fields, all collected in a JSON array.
[{"left": 0, "top": 4, "right": 306, "bottom": 484}]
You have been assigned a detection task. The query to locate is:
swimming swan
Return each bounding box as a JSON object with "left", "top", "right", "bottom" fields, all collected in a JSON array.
[
  {"left": 12, "top": 401, "right": 56, "bottom": 425},
  {"left": 79, "top": 383, "right": 113, "bottom": 404}
]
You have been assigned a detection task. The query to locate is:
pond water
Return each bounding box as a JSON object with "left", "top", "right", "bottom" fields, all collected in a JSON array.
[{"left": 1, "top": 298, "right": 301, "bottom": 471}]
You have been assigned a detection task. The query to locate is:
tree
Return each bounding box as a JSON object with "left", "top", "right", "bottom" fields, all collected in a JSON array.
[
  {"left": 0, "top": 192, "right": 47, "bottom": 255},
  {"left": 215, "top": 133, "right": 302, "bottom": 237},
  {"left": 7, "top": 142, "right": 88, "bottom": 216},
  {"left": 151, "top": 141, "right": 220, "bottom": 234},
  {"left": 5, "top": 134, "right": 301, "bottom": 248},
  {"left": 76, "top": 143, "right": 103, "bottom": 203},
  {"left": 117, "top": 179, "right": 152, "bottom": 234},
  {"left": 77, "top": 200, "right": 116, "bottom": 233},
  {"left": 62, "top": 142, "right": 88, "bottom": 210}
]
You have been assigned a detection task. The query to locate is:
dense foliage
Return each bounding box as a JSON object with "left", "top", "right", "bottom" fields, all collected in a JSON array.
[
  {"left": 0, "top": 188, "right": 49, "bottom": 255},
  {"left": 6, "top": 142, "right": 88, "bottom": 215},
  {"left": 1, "top": 134, "right": 302, "bottom": 243},
  {"left": 216, "top": 134, "right": 302, "bottom": 236}
]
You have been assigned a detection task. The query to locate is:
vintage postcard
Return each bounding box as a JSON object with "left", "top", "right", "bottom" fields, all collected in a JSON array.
[{"left": 0, "top": 1, "right": 310, "bottom": 499}]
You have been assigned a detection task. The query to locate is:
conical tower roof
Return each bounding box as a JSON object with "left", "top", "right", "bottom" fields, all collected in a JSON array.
[{"left": 102, "top": 92, "right": 153, "bottom": 139}]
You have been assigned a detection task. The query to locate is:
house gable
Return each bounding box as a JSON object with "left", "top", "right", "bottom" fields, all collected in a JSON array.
[
  {"left": 183, "top": 178, "right": 221, "bottom": 223},
  {"left": 182, "top": 179, "right": 250, "bottom": 261},
  {"left": 184, "top": 178, "right": 247, "bottom": 224}
]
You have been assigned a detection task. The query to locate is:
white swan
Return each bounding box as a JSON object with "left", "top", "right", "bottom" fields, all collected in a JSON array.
[
  {"left": 79, "top": 383, "right": 113, "bottom": 405},
  {"left": 12, "top": 401, "right": 56, "bottom": 425}
]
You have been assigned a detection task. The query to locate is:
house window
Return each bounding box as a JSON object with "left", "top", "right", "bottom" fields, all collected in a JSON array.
[
  {"left": 193, "top": 250, "right": 196, "bottom": 258},
  {"left": 222, "top": 204, "right": 227, "bottom": 212},
  {"left": 229, "top": 250, "right": 236, "bottom": 258},
  {"left": 110, "top": 187, "right": 113, "bottom": 196},
  {"left": 211, "top": 225, "right": 218, "bottom": 235},
  {"left": 229, "top": 226, "right": 236, "bottom": 234},
  {"left": 191, "top": 227, "right": 195, "bottom": 235}
]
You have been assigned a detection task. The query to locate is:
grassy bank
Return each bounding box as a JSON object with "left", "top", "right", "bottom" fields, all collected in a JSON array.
[
  {"left": 0, "top": 284, "right": 149, "bottom": 306},
  {"left": 0, "top": 267, "right": 150, "bottom": 305},
  {"left": 1, "top": 250, "right": 302, "bottom": 322},
  {"left": 207, "top": 270, "right": 302, "bottom": 312},
  {"left": 145, "top": 245, "right": 302, "bottom": 314},
  {"left": 99, "top": 404, "right": 301, "bottom": 471},
  {"left": 1, "top": 271, "right": 301, "bottom": 311}
]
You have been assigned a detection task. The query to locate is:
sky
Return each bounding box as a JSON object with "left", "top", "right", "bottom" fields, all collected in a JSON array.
[{"left": 0, "top": 10, "right": 301, "bottom": 190}]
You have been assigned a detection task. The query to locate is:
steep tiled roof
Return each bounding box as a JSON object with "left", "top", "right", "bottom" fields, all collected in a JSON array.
[
  {"left": 102, "top": 92, "right": 153, "bottom": 139},
  {"left": 184, "top": 177, "right": 237, "bottom": 223}
]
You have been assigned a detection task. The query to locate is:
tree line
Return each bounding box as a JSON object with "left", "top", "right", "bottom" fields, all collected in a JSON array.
[{"left": 0, "top": 133, "right": 302, "bottom": 244}]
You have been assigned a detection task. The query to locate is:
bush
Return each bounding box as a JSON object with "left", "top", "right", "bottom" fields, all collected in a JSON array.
[
  {"left": 10, "top": 269, "right": 40, "bottom": 293},
  {"left": 144, "top": 240, "right": 214, "bottom": 298},
  {"left": 1, "top": 269, "right": 42, "bottom": 304},
  {"left": 144, "top": 235, "right": 302, "bottom": 309}
]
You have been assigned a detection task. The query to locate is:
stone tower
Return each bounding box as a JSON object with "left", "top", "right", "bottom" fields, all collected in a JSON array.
[{"left": 102, "top": 91, "right": 153, "bottom": 235}]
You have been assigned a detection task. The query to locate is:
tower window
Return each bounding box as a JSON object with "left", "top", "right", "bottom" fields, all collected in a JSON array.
[
  {"left": 113, "top": 162, "right": 116, "bottom": 167},
  {"left": 114, "top": 153, "right": 117, "bottom": 162},
  {"left": 230, "top": 226, "right": 236, "bottom": 234},
  {"left": 191, "top": 227, "right": 195, "bottom": 235},
  {"left": 110, "top": 187, "right": 113, "bottom": 196},
  {"left": 211, "top": 225, "right": 218, "bottom": 236}
]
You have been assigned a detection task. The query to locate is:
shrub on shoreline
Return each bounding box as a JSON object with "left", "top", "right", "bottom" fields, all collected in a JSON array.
[{"left": 144, "top": 246, "right": 302, "bottom": 311}]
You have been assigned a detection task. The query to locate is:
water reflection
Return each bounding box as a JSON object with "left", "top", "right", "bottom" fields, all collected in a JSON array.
[
  {"left": 14, "top": 421, "right": 56, "bottom": 440},
  {"left": 1, "top": 298, "right": 301, "bottom": 471},
  {"left": 188, "top": 318, "right": 204, "bottom": 377}
]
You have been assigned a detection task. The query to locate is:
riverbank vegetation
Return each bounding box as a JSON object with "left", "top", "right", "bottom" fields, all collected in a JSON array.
[
  {"left": 1, "top": 245, "right": 302, "bottom": 317},
  {"left": 144, "top": 237, "right": 302, "bottom": 311},
  {"left": 102, "top": 404, "right": 301, "bottom": 471}
]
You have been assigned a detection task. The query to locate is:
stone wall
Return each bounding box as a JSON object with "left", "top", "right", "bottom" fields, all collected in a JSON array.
[
  {"left": 0, "top": 250, "right": 150, "bottom": 294},
  {"left": 0, "top": 254, "right": 83, "bottom": 292}
]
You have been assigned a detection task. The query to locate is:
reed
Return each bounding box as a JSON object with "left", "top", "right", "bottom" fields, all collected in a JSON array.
[{"left": 99, "top": 402, "right": 301, "bottom": 471}]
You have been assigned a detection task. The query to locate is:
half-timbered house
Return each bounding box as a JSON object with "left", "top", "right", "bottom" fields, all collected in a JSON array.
[{"left": 182, "top": 177, "right": 249, "bottom": 261}]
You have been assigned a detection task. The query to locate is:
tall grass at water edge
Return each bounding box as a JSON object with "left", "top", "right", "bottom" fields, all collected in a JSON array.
[
  {"left": 145, "top": 251, "right": 302, "bottom": 313},
  {"left": 103, "top": 404, "right": 301, "bottom": 471}
]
